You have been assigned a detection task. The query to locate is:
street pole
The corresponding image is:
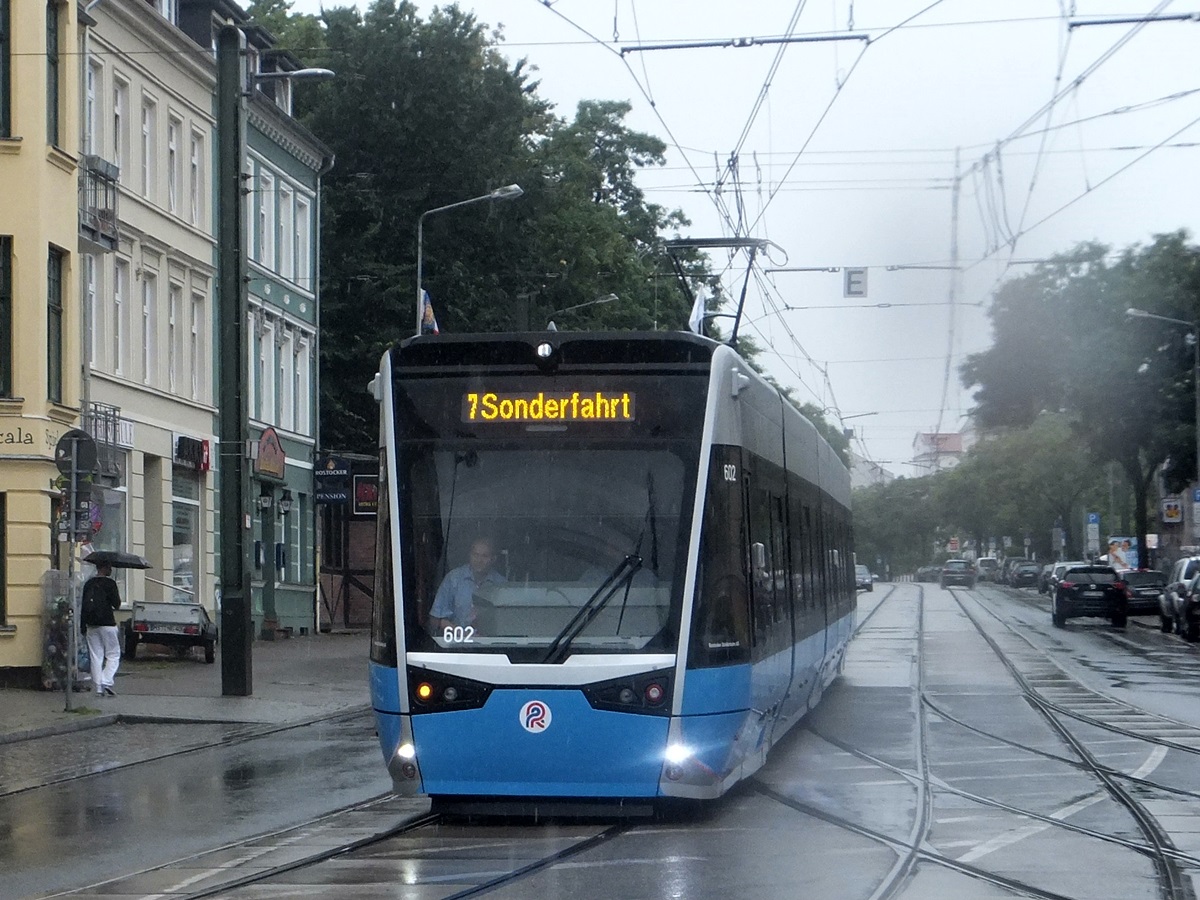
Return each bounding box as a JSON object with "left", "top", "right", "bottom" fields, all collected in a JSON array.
[
  {"left": 414, "top": 185, "right": 523, "bottom": 336},
  {"left": 217, "top": 25, "right": 253, "bottom": 695}
]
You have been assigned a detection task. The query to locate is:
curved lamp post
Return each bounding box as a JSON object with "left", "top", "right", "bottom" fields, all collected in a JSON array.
[
  {"left": 546, "top": 293, "right": 618, "bottom": 330},
  {"left": 415, "top": 184, "right": 523, "bottom": 336},
  {"left": 1127, "top": 306, "right": 1200, "bottom": 539}
]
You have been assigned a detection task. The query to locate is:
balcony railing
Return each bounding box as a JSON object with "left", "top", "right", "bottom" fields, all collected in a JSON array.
[
  {"left": 82, "top": 400, "right": 123, "bottom": 480},
  {"left": 79, "top": 155, "right": 120, "bottom": 252}
]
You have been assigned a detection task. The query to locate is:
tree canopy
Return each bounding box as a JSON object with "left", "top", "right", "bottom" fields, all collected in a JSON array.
[
  {"left": 960, "top": 231, "right": 1200, "bottom": 558},
  {"left": 250, "top": 0, "right": 724, "bottom": 451}
]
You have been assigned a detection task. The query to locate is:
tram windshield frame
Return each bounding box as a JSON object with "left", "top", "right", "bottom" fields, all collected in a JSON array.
[{"left": 393, "top": 371, "right": 706, "bottom": 663}]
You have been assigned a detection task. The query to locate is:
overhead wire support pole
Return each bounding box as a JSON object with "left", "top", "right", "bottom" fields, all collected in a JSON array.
[{"left": 620, "top": 32, "right": 870, "bottom": 55}]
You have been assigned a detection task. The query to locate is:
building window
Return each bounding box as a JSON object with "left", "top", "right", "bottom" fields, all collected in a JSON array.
[
  {"left": 296, "top": 197, "right": 311, "bottom": 289},
  {"left": 279, "top": 331, "right": 293, "bottom": 430},
  {"left": 258, "top": 318, "right": 274, "bottom": 422},
  {"left": 279, "top": 185, "right": 294, "bottom": 282},
  {"left": 294, "top": 338, "right": 307, "bottom": 434},
  {"left": 190, "top": 292, "right": 203, "bottom": 400},
  {"left": 1, "top": 0, "right": 10, "bottom": 138},
  {"left": 189, "top": 132, "right": 203, "bottom": 226},
  {"left": 113, "top": 78, "right": 128, "bottom": 178},
  {"left": 85, "top": 59, "right": 101, "bottom": 155},
  {"left": 141, "top": 97, "right": 157, "bottom": 199},
  {"left": 171, "top": 467, "right": 200, "bottom": 605},
  {"left": 246, "top": 310, "right": 256, "bottom": 415},
  {"left": 84, "top": 254, "right": 97, "bottom": 367},
  {"left": 259, "top": 171, "right": 275, "bottom": 268},
  {"left": 155, "top": 0, "right": 178, "bottom": 25},
  {"left": 46, "top": 2, "right": 60, "bottom": 147},
  {"left": 168, "top": 283, "right": 180, "bottom": 392},
  {"left": 113, "top": 259, "right": 127, "bottom": 374},
  {"left": 0, "top": 236, "right": 10, "bottom": 398},
  {"left": 47, "top": 246, "right": 63, "bottom": 403},
  {"left": 142, "top": 269, "right": 157, "bottom": 384},
  {"left": 167, "top": 117, "right": 180, "bottom": 213}
]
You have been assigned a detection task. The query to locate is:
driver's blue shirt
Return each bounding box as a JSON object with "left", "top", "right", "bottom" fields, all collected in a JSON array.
[{"left": 430, "top": 565, "right": 505, "bottom": 626}]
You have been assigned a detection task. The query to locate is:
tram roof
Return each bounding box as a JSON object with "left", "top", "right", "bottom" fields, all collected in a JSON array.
[{"left": 393, "top": 330, "right": 724, "bottom": 370}]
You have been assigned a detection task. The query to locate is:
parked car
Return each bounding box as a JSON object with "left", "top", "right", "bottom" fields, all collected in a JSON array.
[
  {"left": 915, "top": 565, "right": 941, "bottom": 583},
  {"left": 1160, "top": 557, "right": 1200, "bottom": 640},
  {"left": 1121, "top": 569, "right": 1166, "bottom": 617},
  {"left": 855, "top": 564, "right": 873, "bottom": 592},
  {"left": 1052, "top": 564, "right": 1127, "bottom": 628},
  {"left": 1038, "top": 564, "right": 1055, "bottom": 594},
  {"left": 999, "top": 558, "right": 1023, "bottom": 585},
  {"left": 940, "top": 559, "right": 976, "bottom": 589},
  {"left": 1010, "top": 562, "right": 1041, "bottom": 588},
  {"left": 976, "top": 557, "right": 999, "bottom": 582}
]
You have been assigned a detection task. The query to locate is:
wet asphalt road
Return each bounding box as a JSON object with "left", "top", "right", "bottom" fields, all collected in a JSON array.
[
  {"left": 6, "top": 583, "right": 1200, "bottom": 900},
  {"left": 0, "top": 714, "right": 391, "bottom": 898}
]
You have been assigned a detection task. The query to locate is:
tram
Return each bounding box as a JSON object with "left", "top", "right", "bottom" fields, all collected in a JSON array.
[{"left": 368, "top": 331, "right": 854, "bottom": 812}]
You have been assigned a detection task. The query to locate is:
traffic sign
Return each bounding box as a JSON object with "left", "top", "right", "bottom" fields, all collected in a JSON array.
[{"left": 54, "top": 429, "right": 96, "bottom": 476}]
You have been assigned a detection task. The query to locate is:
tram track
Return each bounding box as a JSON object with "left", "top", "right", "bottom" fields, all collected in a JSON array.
[
  {"left": 753, "top": 582, "right": 1200, "bottom": 899},
  {"left": 948, "top": 587, "right": 1197, "bottom": 900},
  {"left": 168, "top": 803, "right": 635, "bottom": 900}
]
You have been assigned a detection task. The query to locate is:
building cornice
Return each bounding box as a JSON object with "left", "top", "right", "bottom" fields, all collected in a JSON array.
[{"left": 247, "top": 101, "right": 331, "bottom": 174}]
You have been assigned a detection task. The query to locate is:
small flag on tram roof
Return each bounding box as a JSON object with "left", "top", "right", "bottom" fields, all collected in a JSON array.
[
  {"left": 421, "top": 290, "right": 440, "bottom": 335},
  {"left": 687, "top": 290, "right": 705, "bottom": 335}
]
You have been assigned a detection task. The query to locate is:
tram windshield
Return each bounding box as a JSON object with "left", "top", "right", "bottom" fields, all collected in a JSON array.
[{"left": 401, "top": 444, "right": 691, "bottom": 660}]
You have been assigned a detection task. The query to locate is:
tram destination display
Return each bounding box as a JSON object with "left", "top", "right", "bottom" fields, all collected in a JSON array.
[{"left": 462, "top": 390, "right": 635, "bottom": 423}]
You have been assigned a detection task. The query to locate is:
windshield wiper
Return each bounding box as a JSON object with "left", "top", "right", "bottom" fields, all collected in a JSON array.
[{"left": 542, "top": 554, "right": 643, "bottom": 664}]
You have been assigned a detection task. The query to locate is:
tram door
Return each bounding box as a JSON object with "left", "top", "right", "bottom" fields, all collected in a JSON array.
[{"left": 744, "top": 460, "right": 791, "bottom": 728}]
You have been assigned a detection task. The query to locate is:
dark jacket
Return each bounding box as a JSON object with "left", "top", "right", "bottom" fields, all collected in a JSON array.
[{"left": 81, "top": 575, "right": 122, "bottom": 630}]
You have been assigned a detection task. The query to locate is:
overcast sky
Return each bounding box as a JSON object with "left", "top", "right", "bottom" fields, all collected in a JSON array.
[{"left": 285, "top": 0, "right": 1200, "bottom": 476}]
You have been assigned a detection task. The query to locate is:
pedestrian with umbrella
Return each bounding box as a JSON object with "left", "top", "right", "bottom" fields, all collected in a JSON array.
[{"left": 80, "top": 550, "right": 148, "bottom": 696}]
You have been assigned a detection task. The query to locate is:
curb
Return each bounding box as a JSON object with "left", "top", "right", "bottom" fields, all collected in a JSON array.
[{"left": 0, "top": 712, "right": 119, "bottom": 746}]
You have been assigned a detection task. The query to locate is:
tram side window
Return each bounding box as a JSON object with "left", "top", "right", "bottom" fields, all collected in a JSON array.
[
  {"left": 689, "top": 448, "right": 750, "bottom": 668},
  {"left": 369, "top": 451, "right": 396, "bottom": 666},
  {"left": 746, "top": 464, "right": 790, "bottom": 659}
]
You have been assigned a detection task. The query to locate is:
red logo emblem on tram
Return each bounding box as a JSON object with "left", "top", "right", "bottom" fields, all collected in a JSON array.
[{"left": 520, "top": 700, "right": 551, "bottom": 733}]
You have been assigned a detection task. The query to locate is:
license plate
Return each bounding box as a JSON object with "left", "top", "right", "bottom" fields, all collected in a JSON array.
[
  {"left": 149, "top": 623, "right": 191, "bottom": 633},
  {"left": 1083, "top": 591, "right": 1103, "bottom": 598}
]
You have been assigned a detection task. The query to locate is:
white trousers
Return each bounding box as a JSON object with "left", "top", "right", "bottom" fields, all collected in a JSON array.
[{"left": 86, "top": 625, "right": 121, "bottom": 692}]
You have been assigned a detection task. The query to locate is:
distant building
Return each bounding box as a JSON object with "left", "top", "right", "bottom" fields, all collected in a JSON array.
[
  {"left": 912, "top": 430, "right": 971, "bottom": 474},
  {"left": 850, "top": 451, "right": 895, "bottom": 489}
]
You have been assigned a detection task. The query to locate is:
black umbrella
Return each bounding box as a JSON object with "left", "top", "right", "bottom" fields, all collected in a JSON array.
[{"left": 83, "top": 550, "right": 152, "bottom": 570}]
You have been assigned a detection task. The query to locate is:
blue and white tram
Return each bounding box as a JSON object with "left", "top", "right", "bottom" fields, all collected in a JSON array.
[{"left": 368, "top": 331, "right": 854, "bottom": 810}]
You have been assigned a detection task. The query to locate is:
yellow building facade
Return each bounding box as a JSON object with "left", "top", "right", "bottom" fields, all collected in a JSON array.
[{"left": 1, "top": 0, "right": 83, "bottom": 682}]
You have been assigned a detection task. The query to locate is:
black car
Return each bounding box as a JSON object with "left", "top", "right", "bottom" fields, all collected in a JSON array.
[
  {"left": 1010, "top": 562, "right": 1041, "bottom": 588},
  {"left": 1121, "top": 569, "right": 1166, "bottom": 617},
  {"left": 1051, "top": 565, "right": 1127, "bottom": 628},
  {"left": 915, "top": 565, "right": 941, "bottom": 583},
  {"left": 940, "top": 559, "right": 976, "bottom": 589}
]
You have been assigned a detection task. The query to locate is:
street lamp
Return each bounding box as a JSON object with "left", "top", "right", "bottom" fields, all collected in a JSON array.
[
  {"left": 1126, "top": 306, "right": 1200, "bottom": 531},
  {"left": 545, "top": 293, "right": 618, "bottom": 330},
  {"left": 415, "top": 184, "right": 524, "bottom": 336}
]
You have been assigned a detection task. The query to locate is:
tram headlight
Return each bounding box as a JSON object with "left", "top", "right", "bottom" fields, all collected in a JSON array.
[
  {"left": 416, "top": 682, "right": 434, "bottom": 701},
  {"left": 397, "top": 741, "right": 416, "bottom": 761},
  {"left": 664, "top": 743, "right": 692, "bottom": 765}
]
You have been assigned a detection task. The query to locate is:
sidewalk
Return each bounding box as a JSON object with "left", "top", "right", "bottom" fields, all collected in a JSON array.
[{"left": 0, "top": 629, "right": 372, "bottom": 745}]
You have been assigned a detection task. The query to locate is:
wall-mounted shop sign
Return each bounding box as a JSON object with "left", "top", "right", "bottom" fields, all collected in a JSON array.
[
  {"left": 173, "top": 435, "right": 211, "bottom": 472},
  {"left": 314, "top": 455, "right": 351, "bottom": 504},
  {"left": 253, "top": 427, "right": 287, "bottom": 481}
]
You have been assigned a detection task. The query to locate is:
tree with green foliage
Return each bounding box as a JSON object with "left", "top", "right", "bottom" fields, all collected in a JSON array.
[
  {"left": 961, "top": 232, "right": 1200, "bottom": 562},
  {"left": 256, "top": 1, "right": 714, "bottom": 452}
]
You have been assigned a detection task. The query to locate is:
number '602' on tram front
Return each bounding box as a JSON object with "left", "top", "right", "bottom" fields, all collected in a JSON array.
[{"left": 368, "top": 331, "right": 854, "bottom": 814}]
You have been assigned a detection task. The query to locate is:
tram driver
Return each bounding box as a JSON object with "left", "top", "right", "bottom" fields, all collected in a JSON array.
[{"left": 429, "top": 536, "right": 506, "bottom": 633}]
